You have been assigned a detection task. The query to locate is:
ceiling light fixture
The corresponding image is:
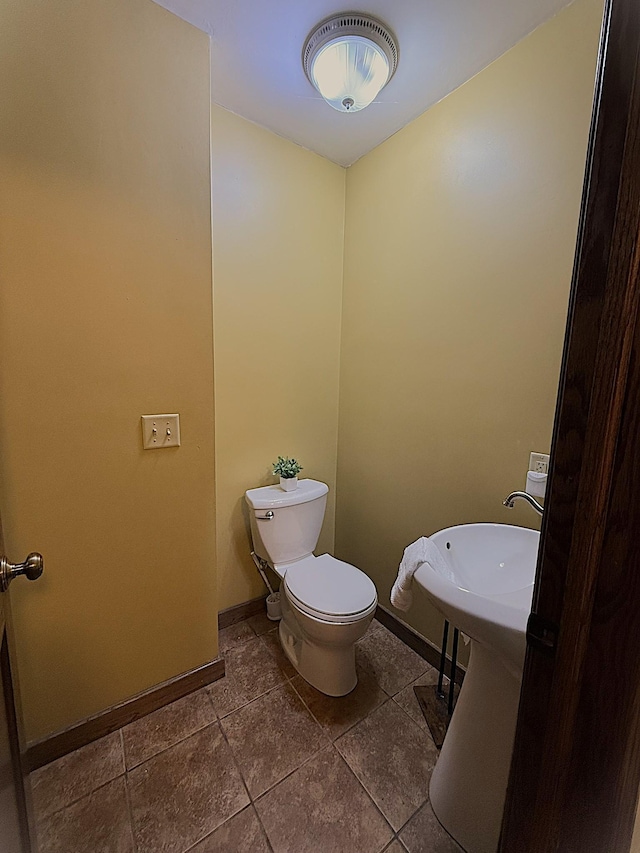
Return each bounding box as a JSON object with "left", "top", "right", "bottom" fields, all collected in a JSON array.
[{"left": 303, "top": 13, "right": 398, "bottom": 114}]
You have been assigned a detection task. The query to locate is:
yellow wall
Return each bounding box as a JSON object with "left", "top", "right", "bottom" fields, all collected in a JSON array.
[
  {"left": 0, "top": 0, "right": 217, "bottom": 741},
  {"left": 0, "top": 0, "right": 602, "bottom": 740},
  {"left": 211, "top": 106, "right": 345, "bottom": 611},
  {"left": 336, "top": 0, "right": 603, "bottom": 645}
]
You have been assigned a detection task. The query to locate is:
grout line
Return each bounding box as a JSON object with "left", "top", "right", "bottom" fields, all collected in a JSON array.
[
  {"left": 118, "top": 727, "right": 126, "bottom": 770},
  {"left": 31, "top": 729, "right": 129, "bottom": 824},
  {"left": 287, "top": 673, "right": 376, "bottom": 744},
  {"left": 219, "top": 686, "right": 331, "bottom": 803},
  {"left": 394, "top": 802, "right": 425, "bottom": 836},
  {"left": 277, "top": 678, "right": 332, "bottom": 745},
  {"left": 169, "top": 721, "right": 250, "bottom": 853},
  {"left": 333, "top": 707, "right": 430, "bottom": 837},
  {"left": 218, "top": 619, "right": 260, "bottom": 654},
  {"left": 332, "top": 746, "right": 396, "bottom": 842},
  {"left": 119, "top": 688, "right": 220, "bottom": 772},
  {"left": 203, "top": 682, "right": 219, "bottom": 719},
  {"left": 179, "top": 803, "right": 275, "bottom": 853},
  {"left": 33, "top": 772, "right": 127, "bottom": 826},
  {"left": 179, "top": 807, "right": 249, "bottom": 853},
  {"left": 214, "top": 715, "right": 275, "bottom": 852},
  {"left": 37, "top": 614, "right": 435, "bottom": 850},
  {"left": 251, "top": 802, "right": 276, "bottom": 853},
  {"left": 251, "top": 742, "right": 335, "bottom": 806},
  {"left": 218, "top": 635, "right": 256, "bottom": 655},
  {"left": 121, "top": 732, "right": 140, "bottom": 853},
  {"left": 217, "top": 718, "right": 254, "bottom": 807},
  {"left": 254, "top": 625, "right": 298, "bottom": 683},
  {"left": 124, "top": 719, "right": 220, "bottom": 778},
  {"left": 255, "top": 631, "right": 291, "bottom": 674},
  {"left": 179, "top": 808, "right": 248, "bottom": 853},
  {"left": 216, "top": 680, "right": 290, "bottom": 725},
  {"left": 124, "top": 714, "right": 218, "bottom": 772},
  {"left": 396, "top": 796, "right": 463, "bottom": 852},
  {"left": 388, "top": 688, "right": 442, "bottom": 755},
  {"left": 213, "top": 623, "right": 295, "bottom": 703},
  {"left": 245, "top": 612, "right": 274, "bottom": 638}
]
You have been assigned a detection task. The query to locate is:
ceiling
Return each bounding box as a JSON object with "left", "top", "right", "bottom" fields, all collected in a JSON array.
[{"left": 153, "top": 0, "right": 572, "bottom": 167}]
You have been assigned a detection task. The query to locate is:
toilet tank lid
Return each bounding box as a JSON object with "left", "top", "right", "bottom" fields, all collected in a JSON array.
[{"left": 245, "top": 479, "right": 328, "bottom": 510}]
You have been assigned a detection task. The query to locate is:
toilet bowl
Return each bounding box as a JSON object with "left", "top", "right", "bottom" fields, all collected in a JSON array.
[{"left": 245, "top": 479, "right": 377, "bottom": 696}]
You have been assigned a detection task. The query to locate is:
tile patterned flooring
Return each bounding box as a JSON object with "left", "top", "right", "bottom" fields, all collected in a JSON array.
[{"left": 30, "top": 616, "right": 463, "bottom": 853}]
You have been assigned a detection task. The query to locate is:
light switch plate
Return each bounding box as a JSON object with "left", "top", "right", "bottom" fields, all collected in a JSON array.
[
  {"left": 529, "top": 451, "right": 549, "bottom": 474},
  {"left": 141, "top": 414, "right": 180, "bottom": 449}
]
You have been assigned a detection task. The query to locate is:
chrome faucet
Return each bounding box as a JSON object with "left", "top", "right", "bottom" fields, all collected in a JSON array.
[{"left": 503, "top": 491, "right": 544, "bottom": 516}]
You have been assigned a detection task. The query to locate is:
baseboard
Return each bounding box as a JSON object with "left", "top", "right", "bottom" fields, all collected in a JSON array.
[
  {"left": 218, "top": 595, "right": 267, "bottom": 629},
  {"left": 375, "top": 604, "right": 465, "bottom": 686},
  {"left": 26, "top": 596, "right": 269, "bottom": 772},
  {"left": 26, "top": 598, "right": 455, "bottom": 771},
  {"left": 26, "top": 657, "right": 225, "bottom": 772}
]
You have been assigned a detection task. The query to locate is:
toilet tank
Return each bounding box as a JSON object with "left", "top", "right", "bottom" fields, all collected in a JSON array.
[{"left": 245, "top": 479, "right": 329, "bottom": 570}]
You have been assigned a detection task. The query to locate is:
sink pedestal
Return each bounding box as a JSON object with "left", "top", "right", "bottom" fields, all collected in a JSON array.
[{"left": 430, "top": 641, "right": 522, "bottom": 853}]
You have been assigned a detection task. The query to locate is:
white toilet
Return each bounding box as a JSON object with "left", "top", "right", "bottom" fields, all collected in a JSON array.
[{"left": 245, "top": 479, "right": 377, "bottom": 696}]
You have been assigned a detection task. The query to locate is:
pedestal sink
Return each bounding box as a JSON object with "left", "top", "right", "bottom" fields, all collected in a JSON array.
[{"left": 413, "top": 523, "right": 539, "bottom": 853}]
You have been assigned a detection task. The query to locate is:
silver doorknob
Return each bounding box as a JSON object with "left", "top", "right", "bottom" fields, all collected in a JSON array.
[{"left": 0, "top": 553, "right": 44, "bottom": 592}]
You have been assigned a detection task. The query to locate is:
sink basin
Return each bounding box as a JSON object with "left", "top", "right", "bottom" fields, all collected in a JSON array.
[
  {"left": 414, "top": 523, "right": 539, "bottom": 676},
  {"left": 412, "top": 523, "right": 540, "bottom": 853}
]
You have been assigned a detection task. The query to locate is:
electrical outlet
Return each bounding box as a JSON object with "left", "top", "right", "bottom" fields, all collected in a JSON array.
[
  {"left": 141, "top": 414, "right": 181, "bottom": 449},
  {"left": 529, "top": 452, "right": 549, "bottom": 474}
]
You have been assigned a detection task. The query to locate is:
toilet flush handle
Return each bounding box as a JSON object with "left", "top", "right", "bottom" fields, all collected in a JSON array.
[{"left": 256, "top": 511, "right": 275, "bottom": 521}]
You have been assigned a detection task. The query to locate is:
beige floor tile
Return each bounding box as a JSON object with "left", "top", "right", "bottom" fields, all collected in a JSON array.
[
  {"left": 31, "top": 732, "right": 124, "bottom": 821},
  {"left": 189, "top": 805, "right": 271, "bottom": 853},
  {"left": 399, "top": 802, "right": 462, "bottom": 852},
  {"left": 255, "top": 747, "right": 393, "bottom": 853},
  {"left": 221, "top": 682, "right": 328, "bottom": 798},
  {"left": 36, "top": 777, "right": 134, "bottom": 853},
  {"left": 128, "top": 723, "right": 249, "bottom": 853},
  {"left": 207, "top": 635, "right": 288, "bottom": 718},
  {"left": 219, "top": 621, "right": 256, "bottom": 653},
  {"left": 32, "top": 611, "right": 454, "bottom": 853},
  {"left": 392, "top": 669, "right": 440, "bottom": 732},
  {"left": 122, "top": 689, "right": 215, "bottom": 769},
  {"left": 291, "top": 666, "right": 387, "bottom": 740},
  {"left": 336, "top": 700, "right": 438, "bottom": 831},
  {"left": 356, "top": 625, "right": 429, "bottom": 696}
]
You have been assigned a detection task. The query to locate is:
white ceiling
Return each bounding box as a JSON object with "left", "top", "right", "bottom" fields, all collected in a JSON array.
[{"left": 153, "top": 0, "right": 572, "bottom": 167}]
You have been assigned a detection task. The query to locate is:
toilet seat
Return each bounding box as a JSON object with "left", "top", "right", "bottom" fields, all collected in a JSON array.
[{"left": 283, "top": 554, "right": 377, "bottom": 624}]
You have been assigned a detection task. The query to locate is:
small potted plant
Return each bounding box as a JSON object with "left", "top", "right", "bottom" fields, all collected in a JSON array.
[{"left": 272, "top": 456, "right": 303, "bottom": 492}]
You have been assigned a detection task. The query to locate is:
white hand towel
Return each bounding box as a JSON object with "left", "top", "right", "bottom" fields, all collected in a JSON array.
[{"left": 390, "top": 536, "right": 452, "bottom": 612}]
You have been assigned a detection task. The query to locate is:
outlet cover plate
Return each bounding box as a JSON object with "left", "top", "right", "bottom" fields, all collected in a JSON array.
[
  {"left": 141, "top": 414, "right": 181, "bottom": 449},
  {"left": 529, "top": 452, "right": 549, "bottom": 474}
]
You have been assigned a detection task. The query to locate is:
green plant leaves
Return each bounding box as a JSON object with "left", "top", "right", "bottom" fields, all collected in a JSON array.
[{"left": 272, "top": 455, "right": 303, "bottom": 478}]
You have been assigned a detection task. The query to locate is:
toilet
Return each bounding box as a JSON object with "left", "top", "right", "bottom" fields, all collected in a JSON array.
[{"left": 245, "top": 479, "right": 377, "bottom": 696}]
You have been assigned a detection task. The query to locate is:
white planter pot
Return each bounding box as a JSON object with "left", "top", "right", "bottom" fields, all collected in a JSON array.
[{"left": 280, "top": 476, "right": 298, "bottom": 491}]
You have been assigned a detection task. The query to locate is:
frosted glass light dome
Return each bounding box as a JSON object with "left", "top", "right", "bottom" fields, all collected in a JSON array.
[{"left": 303, "top": 14, "right": 398, "bottom": 114}]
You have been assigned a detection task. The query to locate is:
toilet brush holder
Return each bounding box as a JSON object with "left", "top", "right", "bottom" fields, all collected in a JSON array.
[{"left": 266, "top": 592, "right": 282, "bottom": 621}]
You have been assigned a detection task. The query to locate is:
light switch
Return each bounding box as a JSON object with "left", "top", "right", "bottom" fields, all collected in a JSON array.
[{"left": 141, "top": 414, "right": 181, "bottom": 449}]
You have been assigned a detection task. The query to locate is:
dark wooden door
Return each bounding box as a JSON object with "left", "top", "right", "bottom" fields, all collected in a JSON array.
[
  {"left": 0, "top": 605, "right": 25, "bottom": 852},
  {"left": 0, "top": 522, "right": 39, "bottom": 853},
  {"left": 500, "top": 0, "right": 640, "bottom": 849}
]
